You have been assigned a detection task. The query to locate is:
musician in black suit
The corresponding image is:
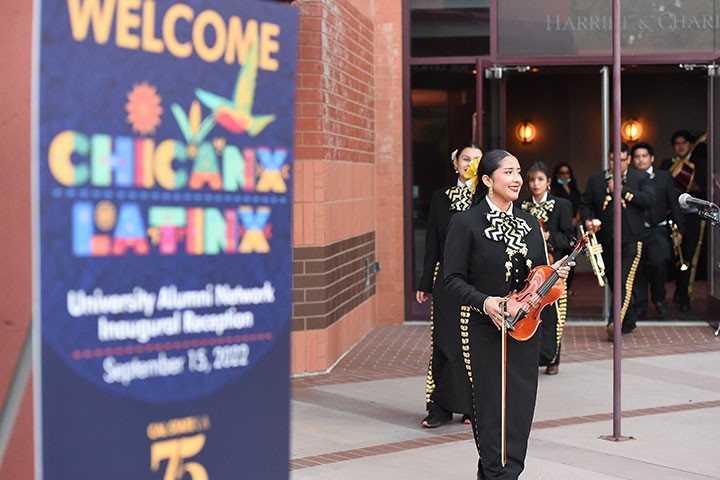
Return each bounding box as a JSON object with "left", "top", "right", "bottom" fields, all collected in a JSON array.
[
  {"left": 630, "top": 142, "right": 685, "bottom": 320},
  {"left": 659, "top": 130, "right": 707, "bottom": 312},
  {"left": 444, "top": 150, "right": 572, "bottom": 480},
  {"left": 519, "top": 162, "right": 575, "bottom": 375},
  {"left": 416, "top": 142, "right": 482, "bottom": 428},
  {"left": 579, "top": 143, "right": 655, "bottom": 339}
]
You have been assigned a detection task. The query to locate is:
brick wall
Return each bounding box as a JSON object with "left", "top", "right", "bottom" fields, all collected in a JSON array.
[
  {"left": 293, "top": 232, "right": 376, "bottom": 331},
  {"left": 0, "top": 0, "right": 33, "bottom": 477},
  {"left": 373, "top": 0, "right": 405, "bottom": 325},
  {"left": 291, "top": 0, "right": 404, "bottom": 374},
  {"left": 294, "top": 0, "right": 376, "bottom": 246}
]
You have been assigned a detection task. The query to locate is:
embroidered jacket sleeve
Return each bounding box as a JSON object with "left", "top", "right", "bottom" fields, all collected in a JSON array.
[{"left": 622, "top": 170, "right": 655, "bottom": 208}]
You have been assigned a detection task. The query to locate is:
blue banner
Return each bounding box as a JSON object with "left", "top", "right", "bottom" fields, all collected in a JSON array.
[{"left": 33, "top": 1, "right": 297, "bottom": 478}]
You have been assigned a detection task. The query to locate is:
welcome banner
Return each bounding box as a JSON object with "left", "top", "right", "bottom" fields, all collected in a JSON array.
[{"left": 33, "top": 0, "right": 297, "bottom": 478}]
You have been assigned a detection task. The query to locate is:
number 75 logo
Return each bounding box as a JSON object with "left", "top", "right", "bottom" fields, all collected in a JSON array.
[{"left": 151, "top": 434, "right": 209, "bottom": 480}]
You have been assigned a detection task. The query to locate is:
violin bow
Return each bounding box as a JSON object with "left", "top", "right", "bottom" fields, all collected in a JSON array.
[{"left": 501, "top": 301, "right": 508, "bottom": 467}]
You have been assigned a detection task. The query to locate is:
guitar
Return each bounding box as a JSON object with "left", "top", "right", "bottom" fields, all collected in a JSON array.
[
  {"left": 670, "top": 132, "right": 706, "bottom": 194},
  {"left": 669, "top": 158, "right": 696, "bottom": 194}
]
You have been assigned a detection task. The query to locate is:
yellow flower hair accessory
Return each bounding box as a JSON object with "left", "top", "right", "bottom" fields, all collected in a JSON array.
[{"left": 465, "top": 155, "right": 482, "bottom": 194}]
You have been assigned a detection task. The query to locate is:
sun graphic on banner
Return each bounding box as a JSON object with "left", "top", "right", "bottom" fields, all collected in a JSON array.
[{"left": 125, "top": 82, "right": 163, "bottom": 135}]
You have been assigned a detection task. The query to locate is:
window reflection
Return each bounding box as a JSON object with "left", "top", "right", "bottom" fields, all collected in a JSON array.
[{"left": 410, "top": 0, "right": 490, "bottom": 57}]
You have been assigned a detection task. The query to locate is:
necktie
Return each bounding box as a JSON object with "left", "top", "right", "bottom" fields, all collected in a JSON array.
[
  {"left": 445, "top": 186, "right": 472, "bottom": 211},
  {"left": 521, "top": 199, "right": 555, "bottom": 223}
]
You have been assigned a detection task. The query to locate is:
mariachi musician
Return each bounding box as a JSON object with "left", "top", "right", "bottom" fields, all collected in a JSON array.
[
  {"left": 519, "top": 162, "right": 574, "bottom": 375},
  {"left": 579, "top": 143, "right": 655, "bottom": 340},
  {"left": 443, "top": 149, "right": 572, "bottom": 479},
  {"left": 659, "top": 129, "right": 707, "bottom": 312},
  {"left": 630, "top": 142, "right": 685, "bottom": 320}
]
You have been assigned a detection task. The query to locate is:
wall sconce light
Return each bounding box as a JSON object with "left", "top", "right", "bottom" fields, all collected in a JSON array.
[
  {"left": 621, "top": 118, "right": 642, "bottom": 142},
  {"left": 516, "top": 121, "right": 536, "bottom": 144}
]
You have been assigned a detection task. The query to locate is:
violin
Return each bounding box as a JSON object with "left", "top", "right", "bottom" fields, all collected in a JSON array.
[{"left": 503, "top": 235, "right": 588, "bottom": 341}]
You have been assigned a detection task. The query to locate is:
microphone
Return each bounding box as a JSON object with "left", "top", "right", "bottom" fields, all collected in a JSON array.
[{"left": 678, "top": 193, "right": 718, "bottom": 210}]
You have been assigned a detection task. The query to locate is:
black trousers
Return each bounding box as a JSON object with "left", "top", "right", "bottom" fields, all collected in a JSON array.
[
  {"left": 426, "top": 265, "right": 473, "bottom": 416},
  {"left": 538, "top": 300, "right": 562, "bottom": 367},
  {"left": 426, "top": 340, "right": 472, "bottom": 416},
  {"left": 468, "top": 321, "right": 539, "bottom": 480},
  {"left": 633, "top": 225, "right": 672, "bottom": 315},
  {"left": 601, "top": 241, "right": 642, "bottom": 332},
  {"left": 673, "top": 213, "right": 706, "bottom": 304}
]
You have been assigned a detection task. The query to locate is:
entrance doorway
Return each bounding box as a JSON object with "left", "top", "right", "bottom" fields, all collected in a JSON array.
[{"left": 407, "top": 63, "right": 710, "bottom": 321}]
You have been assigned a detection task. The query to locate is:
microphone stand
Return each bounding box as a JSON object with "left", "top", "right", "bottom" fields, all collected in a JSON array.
[
  {"left": 695, "top": 205, "right": 720, "bottom": 335},
  {"left": 697, "top": 207, "right": 720, "bottom": 227}
]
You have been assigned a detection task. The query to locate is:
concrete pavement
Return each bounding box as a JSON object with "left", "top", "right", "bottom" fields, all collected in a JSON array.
[{"left": 291, "top": 322, "right": 720, "bottom": 479}]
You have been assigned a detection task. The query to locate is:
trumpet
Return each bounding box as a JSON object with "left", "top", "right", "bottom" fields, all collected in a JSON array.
[
  {"left": 670, "top": 221, "right": 689, "bottom": 271},
  {"left": 579, "top": 222, "right": 606, "bottom": 287}
]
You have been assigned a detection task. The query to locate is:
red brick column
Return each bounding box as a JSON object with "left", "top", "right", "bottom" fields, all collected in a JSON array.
[
  {"left": 0, "top": 0, "right": 34, "bottom": 477},
  {"left": 291, "top": 0, "right": 404, "bottom": 373},
  {"left": 373, "top": 0, "right": 404, "bottom": 325}
]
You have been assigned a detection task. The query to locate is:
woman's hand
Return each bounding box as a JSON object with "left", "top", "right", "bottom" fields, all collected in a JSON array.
[
  {"left": 483, "top": 296, "right": 507, "bottom": 330},
  {"left": 416, "top": 291, "right": 429, "bottom": 304},
  {"left": 551, "top": 255, "right": 575, "bottom": 280}
]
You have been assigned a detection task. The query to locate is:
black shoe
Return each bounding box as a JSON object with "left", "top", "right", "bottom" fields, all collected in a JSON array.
[
  {"left": 673, "top": 290, "right": 681, "bottom": 304},
  {"left": 545, "top": 364, "right": 559, "bottom": 375},
  {"left": 680, "top": 301, "right": 691, "bottom": 312},
  {"left": 655, "top": 301, "right": 668, "bottom": 318},
  {"left": 421, "top": 412, "right": 451, "bottom": 428},
  {"left": 622, "top": 324, "right": 637, "bottom": 334}
]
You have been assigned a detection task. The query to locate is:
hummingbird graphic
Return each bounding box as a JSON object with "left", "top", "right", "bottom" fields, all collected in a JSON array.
[{"left": 194, "top": 40, "right": 276, "bottom": 137}]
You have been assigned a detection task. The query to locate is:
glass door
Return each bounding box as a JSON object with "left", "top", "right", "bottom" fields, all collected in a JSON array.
[
  {"left": 404, "top": 0, "right": 492, "bottom": 320},
  {"left": 709, "top": 63, "right": 720, "bottom": 303},
  {"left": 407, "top": 63, "right": 478, "bottom": 320}
]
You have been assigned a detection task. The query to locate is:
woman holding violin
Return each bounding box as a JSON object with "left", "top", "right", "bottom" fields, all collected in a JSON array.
[
  {"left": 444, "top": 150, "right": 573, "bottom": 480},
  {"left": 519, "top": 162, "right": 575, "bottom": 375}
]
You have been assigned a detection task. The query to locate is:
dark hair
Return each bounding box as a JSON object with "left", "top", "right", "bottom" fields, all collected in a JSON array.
[
  {"left": 671, "top": 129, "right": 695, "bottom": 145},
  {"left": 631, "top": 141, "right": 654, "bottom": 157},
  {"left": 552, "top": 162, "right": 574, "bottom": 180},
  {"left": 525, "top": 161, "right": 551, "bottom": 181},
  {"left": 472, "top": 149, "right": 513, "bottom": 203},
  {"left": 450, "top": 141, "right": 483, "bottom": 165},
  {"left": 609, "top": 142, "right": 629, "bottom": 153},
  {"left": 550, "top": 162, "right": 581, "bottom": 213}
]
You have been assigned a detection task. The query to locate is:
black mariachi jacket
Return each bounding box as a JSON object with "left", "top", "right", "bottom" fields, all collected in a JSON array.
[
  {"left": 418, "top": 185, "right": 471, "bottom": 293},
  {"left": 518, "top": 194, "right": 575, "bottom": 254},
  {"left": 579, "top": 167, "right": 655, "bottom": 245},
  {"left": 643, "top": 168, "right": 685, "bottom": 234},
  {"left": 443, "top": 199, "right": 547, "bottom": 323}
]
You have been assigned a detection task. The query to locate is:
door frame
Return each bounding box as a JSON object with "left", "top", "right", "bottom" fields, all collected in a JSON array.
[{"left": 402, "top": 0, "right": 720, "bottom": 320}]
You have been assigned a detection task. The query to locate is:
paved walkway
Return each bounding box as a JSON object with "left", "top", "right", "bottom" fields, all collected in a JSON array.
[{"left": 290, "top": 321, "right": 720, "bottom": 479}]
